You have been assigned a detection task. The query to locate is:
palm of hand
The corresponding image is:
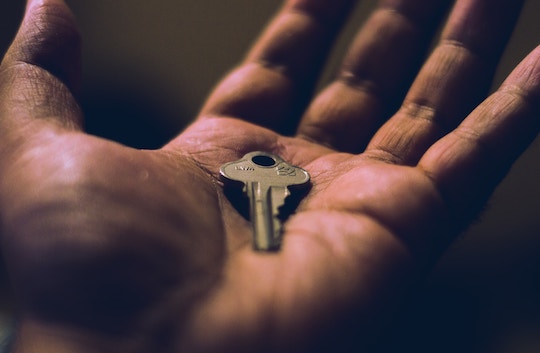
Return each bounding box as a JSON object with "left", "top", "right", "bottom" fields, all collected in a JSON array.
[{"left": 4, "top": 116, "right": 446, "bottom": 352}]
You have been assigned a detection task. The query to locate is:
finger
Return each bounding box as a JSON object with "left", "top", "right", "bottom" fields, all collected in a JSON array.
[
  {"left": 0, "top": 0, "right": 83, "bottom": 139},
  {"left": 418, "top": 46, "right": 540, "bottom": 229},
  {"left": 297, "top": 0, "right": 452, "bottom": 152},
  {"left": 365, "top": 0, "right": 524, "bottom": 164},
  {"left": 196, "top": 0, "right": 355, "bottom": 134}
]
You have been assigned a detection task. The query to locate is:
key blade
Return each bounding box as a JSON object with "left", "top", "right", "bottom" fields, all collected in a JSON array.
[{"left": 249, "top": 182, "right": 277, "bottom": 251}]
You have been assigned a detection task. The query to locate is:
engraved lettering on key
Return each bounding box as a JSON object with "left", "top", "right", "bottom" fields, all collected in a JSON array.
[
  {"left": 220, "top": 151, "right": 310, "bottom": 251},
  {"left": 235, "top": 165, "right": 255, "bottom": 171},
  {"left": 277, "top": 165, "right": 297, "bottom": 176}
]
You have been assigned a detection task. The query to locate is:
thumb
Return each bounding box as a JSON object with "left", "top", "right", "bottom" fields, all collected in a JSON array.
[{"left": 0, "top": 0, "right": 83, "bottom": 132}]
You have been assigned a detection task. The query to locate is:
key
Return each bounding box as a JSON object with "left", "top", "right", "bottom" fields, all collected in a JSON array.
[{"left": 220, "top": 151, "right": 310, "bottom": 251}]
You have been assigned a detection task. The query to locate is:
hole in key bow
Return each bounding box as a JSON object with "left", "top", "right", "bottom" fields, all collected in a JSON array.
[{"left": 251, "top": 155, "right": 276, "bottom": 167}]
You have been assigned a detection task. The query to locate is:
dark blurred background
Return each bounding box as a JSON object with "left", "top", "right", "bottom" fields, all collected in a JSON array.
[{"left": 0, "top": 1, "right": 539, "bottom": 352}]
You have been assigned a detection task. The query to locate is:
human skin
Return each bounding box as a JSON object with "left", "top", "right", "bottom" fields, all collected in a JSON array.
[{"left": 0, "top": 0, "right": 538, "bottom": 352}]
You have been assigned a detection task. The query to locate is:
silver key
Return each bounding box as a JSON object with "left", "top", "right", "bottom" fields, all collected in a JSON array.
[{"left": 220, "top": 151, "right": 310, "bottom": 251}]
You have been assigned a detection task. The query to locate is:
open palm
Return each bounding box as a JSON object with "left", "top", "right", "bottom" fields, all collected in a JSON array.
[{"left": 0, "top": 1, "right": 538, "bottom": 352}]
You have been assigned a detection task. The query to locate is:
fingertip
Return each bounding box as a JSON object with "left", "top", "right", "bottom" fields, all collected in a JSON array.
[
  {"left": 23, "top": 0, "right": 77, "bottom": 28},
  {"left": 502, "top": 45, "right": 540, "bottom": 102}
]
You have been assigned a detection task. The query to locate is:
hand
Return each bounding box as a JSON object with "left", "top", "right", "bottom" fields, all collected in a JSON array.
[{"left": 0, "top": 0, "right": 538, "bottom": 352}]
